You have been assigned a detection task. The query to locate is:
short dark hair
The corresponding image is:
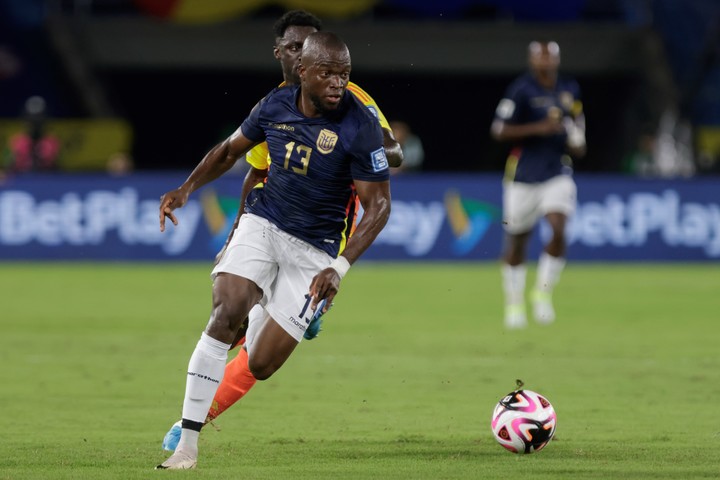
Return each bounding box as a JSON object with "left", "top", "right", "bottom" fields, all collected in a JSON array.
[{"left": 273, "top": 10, "right": 322, "bottom": 39}]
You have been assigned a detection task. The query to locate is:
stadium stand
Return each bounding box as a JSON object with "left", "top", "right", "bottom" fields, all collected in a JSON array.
[{"left": 1, "top": 0, "right": 719, "bottom": 174}]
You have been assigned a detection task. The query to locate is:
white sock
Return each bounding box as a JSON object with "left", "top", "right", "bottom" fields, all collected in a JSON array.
[
  {"left": 501, "top": 263, "right": 526, "bottom": 306},
  {"left": 244, "top": 304, "right": 268, "bottom": 358},
  {"left": 182, "top": 332, "right": 231, "bottom": 424},
  {"left": 176, "top": 429, "right": 199, "bottom": 456},
  {"left": 535, "top": 252, "right": 566, "bottom": 293}
]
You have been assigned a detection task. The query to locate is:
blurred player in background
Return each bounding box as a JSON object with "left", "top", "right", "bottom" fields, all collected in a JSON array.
[{"left": 490, "top": 40, "right": 586, "bottom": 329}]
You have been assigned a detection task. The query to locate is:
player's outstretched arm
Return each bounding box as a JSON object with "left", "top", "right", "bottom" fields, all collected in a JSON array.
[
  {"left": 342, "top": 179, "right": 391, "bottom": 264},
  {"left": 564, "top": 113, "right": 587, "bottom": 158},
  {"left": 159, "top": 129, "right": 258, "bottom": 231},
  {"left": 490, "top": 118, "right": 564, "bottom": 143},
  {"left": 308, "top": 179, "right": 391, "bottom": 312},
  {"left": 382, "top": 128, "right": 404, "bottom": 168}
]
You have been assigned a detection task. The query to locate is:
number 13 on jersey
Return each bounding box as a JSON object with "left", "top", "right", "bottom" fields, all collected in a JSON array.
[{"left": 283, "top": 141, "right": 311, "bottom": 175}]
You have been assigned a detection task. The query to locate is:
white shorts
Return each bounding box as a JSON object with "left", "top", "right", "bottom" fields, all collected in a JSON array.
[
  {"left": 212, "top": 213, "right": 334, "bottom": 342},
  {"left": 502, "top": 175, "right": 577, "bottom": 234}
]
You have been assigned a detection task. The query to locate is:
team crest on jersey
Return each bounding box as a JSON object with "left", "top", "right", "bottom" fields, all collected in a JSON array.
[{"left": 316, "top": 129, "right": 338, "bottom": 154}]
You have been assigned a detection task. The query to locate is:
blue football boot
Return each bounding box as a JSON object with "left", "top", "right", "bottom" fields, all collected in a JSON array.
[
  {"left": 161, "top": 420, "right": 182, "bottom": 451},
  {"left": 304, "top": 299, "right": 331, "bottom": 340}
]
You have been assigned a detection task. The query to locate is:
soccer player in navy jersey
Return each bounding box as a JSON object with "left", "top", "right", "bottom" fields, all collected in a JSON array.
[
  {"left": 155, "top": 32, "right": 390, "bottom": 469},
  {"left": 158, "top": 11, "right": 403, "bottom": 454},
  {"left": 490, "top": 40, "right": 586, "bottom": 329}
]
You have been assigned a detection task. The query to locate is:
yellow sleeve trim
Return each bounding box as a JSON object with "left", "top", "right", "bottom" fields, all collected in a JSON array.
[
  {"left": 347, "top": 82, "right": 390, "bottom": 130},
  {"left": 572, "top": 100, "right": 583, "bottom": 117},
  {"left": 503, "top": 153, "right": 519, "bottom": 182}
]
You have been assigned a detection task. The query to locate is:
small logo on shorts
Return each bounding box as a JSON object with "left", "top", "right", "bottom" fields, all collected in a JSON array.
[{"left": 289, "top": 316, "right": 307, "bottom": 331}]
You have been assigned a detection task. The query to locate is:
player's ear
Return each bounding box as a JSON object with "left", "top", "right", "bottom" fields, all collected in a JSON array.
[{"left": 273, "top": 45, "right": 281, "bottom": 60}]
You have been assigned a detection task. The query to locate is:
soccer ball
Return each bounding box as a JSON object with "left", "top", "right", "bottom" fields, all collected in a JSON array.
[{"left": 491, "top": 389, "right": 557, "bottom": 454}]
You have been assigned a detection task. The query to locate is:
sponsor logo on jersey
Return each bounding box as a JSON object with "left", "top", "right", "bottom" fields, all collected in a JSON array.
[
  {"left": 316, "top": 129, "right": 338, "bottom": 154},
  {"left": 270, "top": 123, "right": 295, "bottom": 132},
  {"left": 530, "top": 96, "right": 554, "bottom": 108},
  {"left": 371, "top": 147, "right": 388, "bottom": 172}
]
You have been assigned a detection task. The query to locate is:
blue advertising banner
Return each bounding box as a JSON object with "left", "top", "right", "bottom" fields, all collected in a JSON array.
[
  {"left": 370, "top": 174, "right": 720, "bottom": 261},
  {"left": 0, "top": 173, "right": 718, "bottom": 261}
]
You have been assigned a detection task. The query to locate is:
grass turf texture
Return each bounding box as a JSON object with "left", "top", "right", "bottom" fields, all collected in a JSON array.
[{"left": 1, "top": 262, "right": 719, "bottom": 479}]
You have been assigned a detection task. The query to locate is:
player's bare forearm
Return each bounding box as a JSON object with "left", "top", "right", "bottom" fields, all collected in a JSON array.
[
  {"left": 565, "top": 114, "right": 587, "bottom": 158},
  {"left": 160, "top": 130, "right": 257, "bottom": 231},
  {"left": 307, "top": 180, "right": 390, "bottom": 312},
  {"left": 238, "top": 167, "right": 268, "bottom": 216},
  {"left": 160, "top": 142, "right": 237, "bottom": 232},
  {"left": 340, "top": 180, "right": 391, "bottom": 264},
  {"left": 567, "top": 144, "right": 587, "bottom": 159},
  {"left": 382, "top": 128, "right": 404, "bottom": 168},
  {"left": 491, "top": 119, "right": 563, "bottom": 142}
]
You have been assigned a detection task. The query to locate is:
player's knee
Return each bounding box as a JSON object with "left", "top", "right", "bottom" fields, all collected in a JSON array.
[
  {"left": 206, "top": 300, "right": 250, "bottom": 343},
  {"left": 247, "top": 347, "right": 287, "bottom": 380},
  {"left": 247, "top": 357, "right": 278, "bottom": 381},
  {"left": 504, "top": 243, "right": 526, "bottom": 264},
  {"left": 548, "top": 230, "right": 566, "bottom": 248}
]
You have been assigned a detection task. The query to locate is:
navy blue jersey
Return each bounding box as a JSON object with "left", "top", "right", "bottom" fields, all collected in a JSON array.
[
  {"left": 240, "top": 85, "right": 389, "bottom": 257},
  {"left": 494, "top": 73, "right": 583, "bottom": 183}
]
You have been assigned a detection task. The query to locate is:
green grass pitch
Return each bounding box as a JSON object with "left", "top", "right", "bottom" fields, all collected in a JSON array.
[{"left": 1, "top": 262, "right": 719, "bottom": 479}]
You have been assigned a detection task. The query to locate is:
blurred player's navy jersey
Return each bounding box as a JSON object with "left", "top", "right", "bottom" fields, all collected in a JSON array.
[
  {"left": 494, "top": 73, "right": 582, "bottom": 183},
  {"left": 240, "top": 85, "right": 389, "bottom": 257}
]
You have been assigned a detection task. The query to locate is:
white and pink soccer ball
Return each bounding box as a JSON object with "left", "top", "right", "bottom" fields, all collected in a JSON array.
[{"left": 491, "top": 389, "right": 557, "bottom": 454}]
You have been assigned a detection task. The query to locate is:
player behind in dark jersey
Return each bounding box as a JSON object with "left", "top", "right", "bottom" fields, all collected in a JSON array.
[{"left": 490, "top": 40, "right": 586, "bottom": 329}]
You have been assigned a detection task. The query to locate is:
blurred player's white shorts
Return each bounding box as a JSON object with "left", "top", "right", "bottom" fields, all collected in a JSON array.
[
  {"left": 502, "top": 175, "right": 576, "bottom": 234},
  {"left": 212, "top": 213, "right": 333, "bottom": 342}
]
